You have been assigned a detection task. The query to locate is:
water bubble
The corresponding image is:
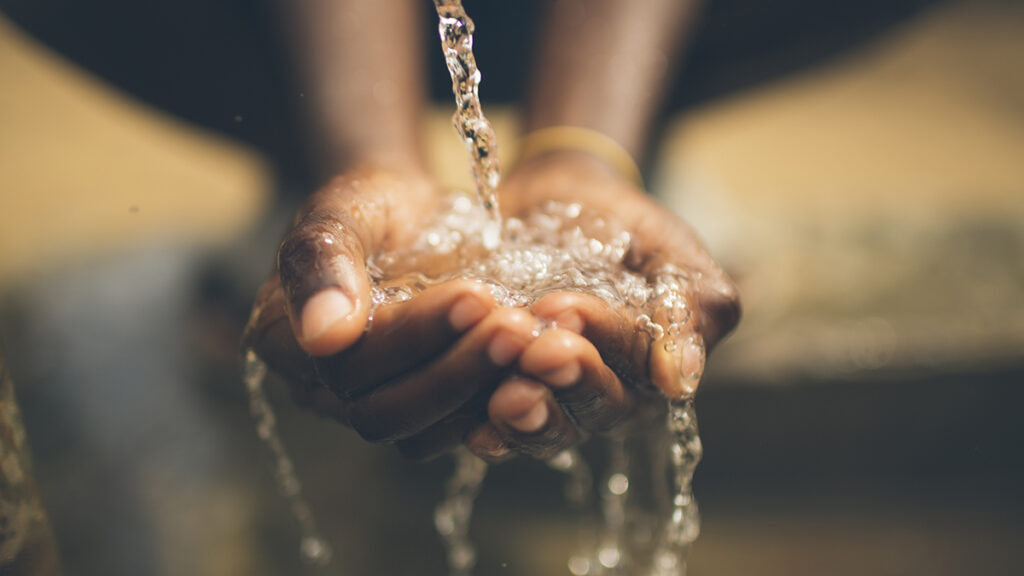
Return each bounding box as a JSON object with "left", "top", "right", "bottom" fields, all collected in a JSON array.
[
  {"left": 300, "top": 536, "right": 333, "bottom": 566},
  {"left": 453, "top": 195, "right": 472, "bottom": 213},
  {"left": 607, "top": 473, "right": 629, "bottom": 495},
  {"left": 547, "top": 449, "right": 576, "bottom": 472},
  {"left": 450, "top": 543, "right": 476, "bottom": 571},
  {"left": 597, "top": 546, "right": 621, "bottom": 568},
  {"left": 656, "top": 551, "right": 678, "bottom": 570},
  {"left": 568, "top": 556, "right": 592, "bottom": 575}
]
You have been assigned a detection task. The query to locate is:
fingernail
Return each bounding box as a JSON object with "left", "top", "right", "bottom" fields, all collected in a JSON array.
[
  {"left": 300, "top": 288, "right": 353, "bottom": 343},
  {"left": 554, "top": 310, "right": 584, "bottom": 333},
  {"left": 484, "top": 444, "right": 510, "bottom": 458},
  {"left": 542, "top": 362, "right": 581, "bottom": 387},
  {"left": 488, "top": 331, "right": 525, "bottom": 366},
  {"left": 449, "top": 295, "right": 489, "bottom": 332},
  {"left": 468, "top": 426, "right": 509, "bottom": 457},
  {"left": 680, "top": 334, "right": 706, "bottom": 383},
  {"left": 509, "top": 402, "right": 548, "bottom": 433}
]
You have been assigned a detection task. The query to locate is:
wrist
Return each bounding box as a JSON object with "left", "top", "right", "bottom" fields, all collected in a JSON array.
[{"left": 512, "top": 126, "right": 644, "bottom": 188}]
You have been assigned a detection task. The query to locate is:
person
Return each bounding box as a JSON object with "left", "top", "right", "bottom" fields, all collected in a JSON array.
[{"left": 245, "top": 0, "right": 739, "bottom": 463}]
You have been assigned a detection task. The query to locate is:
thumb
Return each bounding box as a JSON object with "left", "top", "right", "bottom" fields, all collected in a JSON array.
[{"left": 277, "top": 177, "right": 382, "bottom": 357}]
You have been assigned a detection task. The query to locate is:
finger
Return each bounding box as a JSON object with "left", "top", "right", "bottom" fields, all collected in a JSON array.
[
  {"left": 244, "top": 278, "right": 349, "bottom": 422},
  {"left": 344, "top": 308, "right": 537, "bottom": 443},
  {"left": 464, "top": 423, "right": 514, "bottom": 463},
  {"left": 488, "top": 377, "right": 578, "bottom": 460},
  {"left": 315, "top": 279, "right": 496, "bottom": 397},
  {"left": 694, "top": 274, "right": 742, "bottom": 351},
  {"left": 626, "top": 215, "right": 741, "bottom": 350},
  {"left": 394, "top": 403, "right": 486, "bottom": 462},
  {"left": 532, "top": 292, "right": 694, "bottom": 400},
  {"left": 532, "top": 292, "right": 650, "bottom": 387},
  {"left": 246, "top": 277, "right": 315, "bottom": 385},
  {"left": 519, "top": 329, "right": 634, "bottom": 432},
  {"left": 278, "top": 211, "right": 372, "bottom": 356},
  {"left": 279, "top": 171, "right": 425, "bottom": 357}
]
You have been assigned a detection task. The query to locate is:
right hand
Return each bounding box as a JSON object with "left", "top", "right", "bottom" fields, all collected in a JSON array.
[{"left": 243, "top": 165, "right": 541, "bottom": 460}]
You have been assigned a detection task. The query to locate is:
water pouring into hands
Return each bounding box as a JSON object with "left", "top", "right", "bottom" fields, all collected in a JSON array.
[{"left": 244, "top": 0, "right": 738, "bottom": 463}]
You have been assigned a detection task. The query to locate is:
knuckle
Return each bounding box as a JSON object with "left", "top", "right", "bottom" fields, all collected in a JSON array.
[
  {"left": 699, "top": 272, "right": 742, "bottom": 339},
  {"left": 277, "top": 230, "right": 323, "bottom": 286},
  {"left": 276, "top": 212, "right": 365, "bottom": 304},
  {"left": 277, "top": 218, "right": 340, "bottom": 279}
]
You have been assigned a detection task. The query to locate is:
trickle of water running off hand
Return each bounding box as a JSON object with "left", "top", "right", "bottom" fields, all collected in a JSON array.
[
  {"left": 547, "top": 449, "right": 595, "bottom": 575},
  {"left": 649, "top": 401, "right": 702, "bottom": 576},
  {"left": 435, "top": 448, "right": 489, "bottom": 576},
  {"left": 242, "top": 349, "right": 332, "bottom": 567},
  {"left": 596, "top": 437, "right": 630, "bottom": 575}
]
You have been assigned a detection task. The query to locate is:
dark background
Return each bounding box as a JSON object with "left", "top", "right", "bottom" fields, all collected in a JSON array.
[{"left": 0, "top": 0, "right": 937, "bottom": 185}]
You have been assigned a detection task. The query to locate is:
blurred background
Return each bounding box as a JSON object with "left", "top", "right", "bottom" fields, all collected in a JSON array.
[{"left": 0, "top": 0, "right": 1022, "bottom": 575}]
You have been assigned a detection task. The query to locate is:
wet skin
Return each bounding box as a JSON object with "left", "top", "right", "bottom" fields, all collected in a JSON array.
[{"left": 245, "top": 154, "right": 739, "bottom": 462}]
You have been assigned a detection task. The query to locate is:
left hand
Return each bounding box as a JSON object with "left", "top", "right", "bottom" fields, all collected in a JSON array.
[{"left": 462, "top": 151, "right": 741, "bottom": 461}]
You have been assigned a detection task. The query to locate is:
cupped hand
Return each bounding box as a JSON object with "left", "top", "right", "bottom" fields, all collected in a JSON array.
[
  {"left": 244, "top": 165, "right": 541, "bottom": 459},
  {"left": 465, "top": 152, "right": 741, "bottom": 461}
]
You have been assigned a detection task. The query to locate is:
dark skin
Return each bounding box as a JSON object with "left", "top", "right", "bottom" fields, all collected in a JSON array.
[{"left": 246, "top": 0, "right": 739, "bottom": 462}]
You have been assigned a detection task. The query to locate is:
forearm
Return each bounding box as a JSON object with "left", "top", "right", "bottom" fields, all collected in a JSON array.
[
  {"left": 286, "top": 0, "right": 426, "bottom": 177},
  {"left": 525, "top": 0, "right": 701, "bottom": 163}
]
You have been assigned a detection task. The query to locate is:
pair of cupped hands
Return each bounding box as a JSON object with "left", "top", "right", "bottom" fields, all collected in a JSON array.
[{"left": 245, "top": 153, "right": 739, "bottom": 462}]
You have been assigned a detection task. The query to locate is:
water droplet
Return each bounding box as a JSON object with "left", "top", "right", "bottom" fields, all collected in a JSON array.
[
  {"left": 300, "top": 536, "right": 332, "bottom": 565},
  {"left": 607, "top": 473, "right": 629, "bottom": 495},
  {"left": 568, "top": 556, "right": 591, "bottom": 575},
  {"left": 597, "top": 546, "right": 621, "bottom": 568}
]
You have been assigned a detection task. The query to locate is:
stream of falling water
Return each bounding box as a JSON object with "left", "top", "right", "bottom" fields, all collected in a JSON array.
[
  {"left": 649, "top": 401, "right": 702, "bottom": 576},
  {"left": 241, "top": 1, "right": 705, "bottom": 574},
  {"left": 434, "top": 0, "right": 503, "bottom": 250},
  {"left": 242, "top": 349, "right": 332, "bottom": 567},
  {"left": 434, "top": 448, "right": 489, "bottom": 576}
]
